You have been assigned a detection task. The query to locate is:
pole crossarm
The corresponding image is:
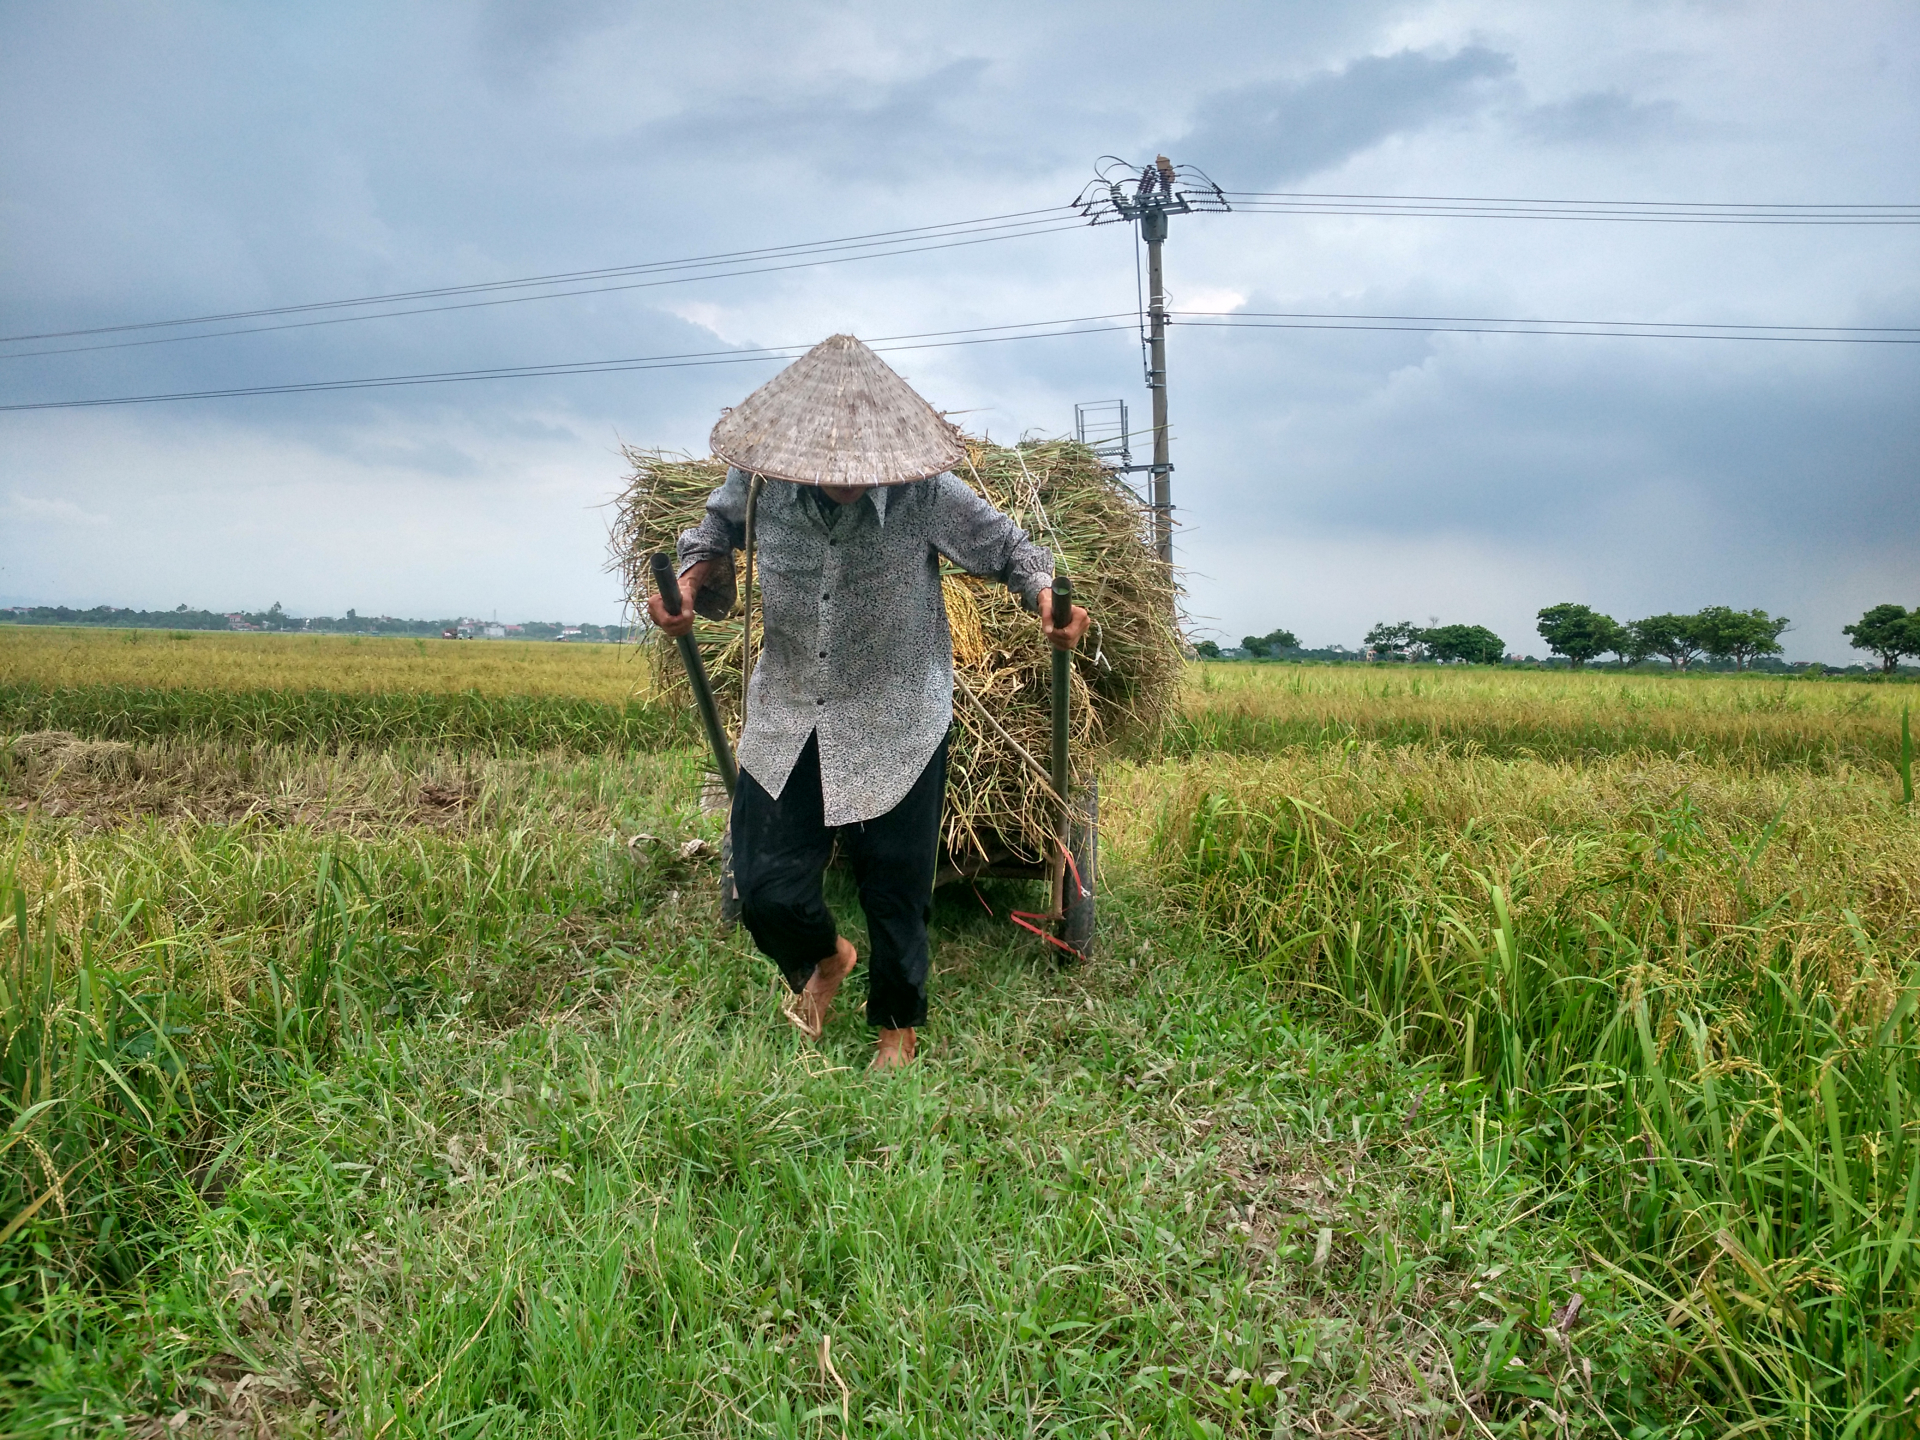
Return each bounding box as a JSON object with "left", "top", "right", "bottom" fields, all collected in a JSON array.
[{"left": 1072, "top": 156, "right": 1232, "bottom": 226}]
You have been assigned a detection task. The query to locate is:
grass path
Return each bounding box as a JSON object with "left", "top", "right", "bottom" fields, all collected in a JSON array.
[
  {"left": 4, "top": 743, "right": 1671, "bottom": 1436},
  {"left": 42, "top": 890, "right": 1654, "bottom": 1436}
]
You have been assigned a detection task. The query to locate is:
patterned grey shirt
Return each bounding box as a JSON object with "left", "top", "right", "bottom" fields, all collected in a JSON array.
[{"left": 678, "top": 467, "right": 1054, "bottom": 825}]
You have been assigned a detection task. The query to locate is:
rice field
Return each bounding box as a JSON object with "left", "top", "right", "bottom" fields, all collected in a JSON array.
[
  {"left": 2, "top": 638, "right": 1914, "bottom": 1436},
  {"left": 1176, "top": 661, "right": 1909, "bottom": 770},
  {"left": 0, "top": 625, "right": 657, "bottom": 702}
]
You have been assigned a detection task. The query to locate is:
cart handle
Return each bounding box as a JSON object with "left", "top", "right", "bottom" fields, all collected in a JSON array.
[
  {"left": 650, "top": 552, "right": 683, "bottom": 617},
  {"left": 649, "top": 551, "right": 737, "bottom": 797},
  {"left": 1049, "top": 569, "right": 1074, "bottom": 826}
]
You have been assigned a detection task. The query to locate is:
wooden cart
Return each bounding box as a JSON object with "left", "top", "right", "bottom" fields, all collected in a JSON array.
[{"left": 683, "top": 570, "right": 1099, "bottom": 960}]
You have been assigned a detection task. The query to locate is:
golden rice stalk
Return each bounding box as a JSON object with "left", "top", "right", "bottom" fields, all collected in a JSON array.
[{"left": 607, "top": 438, "right": 1180, "bottom": 865}]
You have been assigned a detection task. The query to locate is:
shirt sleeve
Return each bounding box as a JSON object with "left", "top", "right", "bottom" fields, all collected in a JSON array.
[
  {"left": 675, "top": 467, "right": 750, "bottom": 621},
  {"left": 925, "top": 472, "right": 1055, "bottom": 609}
]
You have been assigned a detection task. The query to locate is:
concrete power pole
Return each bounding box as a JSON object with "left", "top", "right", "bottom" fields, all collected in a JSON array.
[
  {"left": 1142, "top": 204, "right": 1171, "bottom": 565},
  {"left": 1074, "top": 156, "right": 1229, "bottom": 570}
]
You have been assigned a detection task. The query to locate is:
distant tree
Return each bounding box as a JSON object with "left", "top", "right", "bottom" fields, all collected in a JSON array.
[
  {"left": 1364, "top": 620, "right": 1424, "bottom": 660},
  {"left": 1631, "top": 613, "right": 1705, "bottom": 671},
  {"left": 1692, "top": 606, "right": 1790, "bottom": 670},
  {"left": 1195, "top": 639, "right": 1222, "bottom": 659},
  {"left": 1536, "top": 603, "right": 1623, "bottom": 668},
  {"left": 1240, "top": 627, "right": 1300, "bottom": 658},
  {"left": 1607, "top": 624, "right": 1645, "bottom": 668},
  {"left": 1842, "top": 604, "right": 1920, "bottom": 673},
  {"left": 1422, "top": 623, "right": 1507, "bottom": 665}
]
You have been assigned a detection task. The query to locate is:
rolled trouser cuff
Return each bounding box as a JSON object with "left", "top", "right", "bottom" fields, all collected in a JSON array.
[{"left": 740, "top": 905, "right": 838, "bottom": 993}]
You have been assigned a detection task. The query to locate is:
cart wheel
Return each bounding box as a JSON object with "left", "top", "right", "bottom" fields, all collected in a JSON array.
[
  {"left": 1058, "top": 780, "right": 1097, "bottom": 959},
  {"left": 719, "top": 823, "right": 743, "bottom": 928}
]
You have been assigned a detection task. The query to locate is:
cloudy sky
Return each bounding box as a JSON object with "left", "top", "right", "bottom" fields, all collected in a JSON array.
[{"left": 3, "top": 1, "right": 1915, "bottom": 659}]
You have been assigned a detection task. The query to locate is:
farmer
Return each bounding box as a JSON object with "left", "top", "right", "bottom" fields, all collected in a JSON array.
[{"left": 649, "top": 334, "right": 1089, "bottom": 1070}]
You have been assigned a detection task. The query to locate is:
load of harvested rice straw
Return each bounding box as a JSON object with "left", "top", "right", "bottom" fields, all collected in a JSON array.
[{"left": 609, "top": 437, "right": 1180, "bottom": 869}]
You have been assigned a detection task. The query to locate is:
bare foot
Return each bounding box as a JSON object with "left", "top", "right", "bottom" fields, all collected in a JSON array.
[
  {"left": 781, "top": 936, "right": 856, "bottom": 1040},
  {"left": 870, "top": 1027, "right": 917, "bottom": 1071}
]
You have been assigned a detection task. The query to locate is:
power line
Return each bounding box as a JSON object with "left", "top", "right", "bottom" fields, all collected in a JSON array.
[
  {"left": 0, "top": 216, "right": 1089, "bottom": 360},
  {"left": 1176, "top": 309, "right": 1920, "bottom": 338},
  {"left": 0, "top": 315, "right": 1141, "bottom": 412},
  {"left": 1222, "top": 189, "right": 1919, "bottom": 209},
  {"left": 1174, "top": 311, "right": 1920, "bottom": 343},
  {"left": 1220, "top": 191, "right": 1920, "bottom": 225},
  {"left": 10, "top": 300, "right": 1913, "bottom": 414},
  {"left": 0, "top": 206, "right": 1079, "bottom": 345},
  {"left": 1227, "top": 208, "right": 1918, "bottom": 226},
  {"left": 15, "top": 186, "right": 1910, "bottom": 359}
]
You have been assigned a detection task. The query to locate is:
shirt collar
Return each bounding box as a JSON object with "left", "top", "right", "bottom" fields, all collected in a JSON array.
[{"left": 790, "top": 480, "right": 895, "bottom": 527}]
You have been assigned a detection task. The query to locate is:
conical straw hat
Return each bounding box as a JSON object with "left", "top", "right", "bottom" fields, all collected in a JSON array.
[{"left": 710, "top": 334, "right": 965, "bottom": 486}]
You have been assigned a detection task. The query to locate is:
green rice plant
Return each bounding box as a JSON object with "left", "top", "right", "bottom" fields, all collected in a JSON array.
[
  {"left": 0, "top": 857, "right": 388, "bottom": 1290},
  {"left": 1139, "top": 747, "right": 1920, "bottom": 1432},
  {"left": 0, "top": 748, "right": 702, "bottom": 1348},
  {"left": 0, "top": 683, "right": 692, "bottom": 754},
  {"left": 1901, "top": 704, "right": 1913, "bottom": 804}
]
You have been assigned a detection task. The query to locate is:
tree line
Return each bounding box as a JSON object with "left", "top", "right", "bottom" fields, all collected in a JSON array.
[
  {"left": 1539, "top": 603, "right": 1920, "bottom": 673},
  {"left": 1364, "top": 620, "right": 1508, "bottom": 665},
  {"left": 1534, "top": 604, "right": 1791, "bottom": 670},
  {"left": 0, "top": 603, "right": 633, "bottom": 642},
  {"left": 1201, "top": 602, "right": 1920, "bottom": 673}
]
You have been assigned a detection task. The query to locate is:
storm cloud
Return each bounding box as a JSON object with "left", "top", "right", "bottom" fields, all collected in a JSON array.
[
  {"left": 2, "top": 1, "right": 1915, "bottom": 658},
  {"left": 1180, "top": 46, "right": 1517, "bottom": 185}
]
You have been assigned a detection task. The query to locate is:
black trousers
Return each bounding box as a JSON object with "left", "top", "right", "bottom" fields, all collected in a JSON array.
[{"left": 730, "top": 731, "right": 946, "bottom": 1029}]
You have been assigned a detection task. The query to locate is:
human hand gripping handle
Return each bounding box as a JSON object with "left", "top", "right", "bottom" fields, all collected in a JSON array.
[
  {"left": 646, "top": 553, "right": 701, "bottom": 637},
  {"left": 1039, "top": 579, "right": 1090, "bottom": 650}
]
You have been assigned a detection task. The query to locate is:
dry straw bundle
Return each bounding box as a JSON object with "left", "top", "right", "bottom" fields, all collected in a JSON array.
[{"left": 609, "top": 437, "right": 1180, "bottom": 866}]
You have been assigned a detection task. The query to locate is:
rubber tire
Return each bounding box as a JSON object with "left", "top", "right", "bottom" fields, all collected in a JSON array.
[
  {"left": 1058, "top": 780, "right": 1097, "bottom": 960},
  {"left": 719, "top": 823, "right": 743, "bottom": 928}
]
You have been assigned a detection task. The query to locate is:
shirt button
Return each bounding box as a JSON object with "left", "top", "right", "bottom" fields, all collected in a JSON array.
[
  {"left": 816, "top": 698, "right": 825, "bottom": 706},
  {"left": 822, "top": 592, "right": 830, "bottom": 600},
  {"left": 818, "top": 650, "right": 826, "bottom": 658}
]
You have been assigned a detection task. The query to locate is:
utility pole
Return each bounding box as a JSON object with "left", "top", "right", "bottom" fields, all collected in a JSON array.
[
  {"left": 1074, "top": 156, "right": 1229, "bottom": 570},
  {"left": 1142, "top": 204, "right": 1171, "bottom": 565}
]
